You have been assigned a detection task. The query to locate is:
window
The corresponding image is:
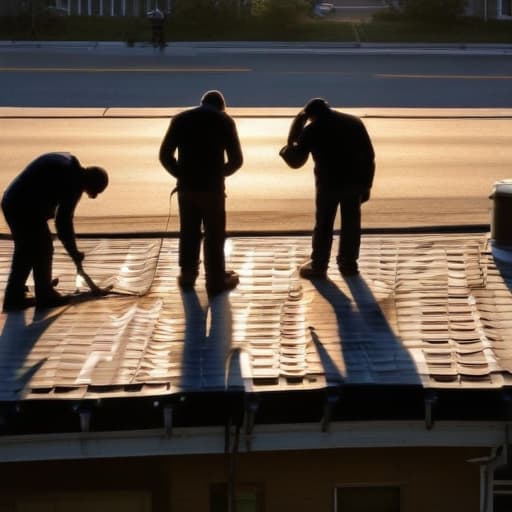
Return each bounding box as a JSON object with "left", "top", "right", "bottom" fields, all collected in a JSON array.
[
  {"left": 502, "top": 0, "right": 512, "bottom": 16},
  {"left": 494, "top": 479, "right": 512, "bottom": 512},
  {"left": 335, "top": 486, "right": 401, "bottom": 512},
  {"left": 210, "top": 484, "right": 264, "bottom": 512}
]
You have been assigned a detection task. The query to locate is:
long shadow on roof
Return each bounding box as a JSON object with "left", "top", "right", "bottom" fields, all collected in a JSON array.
[
  {"left": 309, "top": 276, "right": 420, "bottom": 386},
  {"left": 179, "top": 288, "right": 242, "bottom": 393},
  {"left": 0, "top": 308, "right": 63, "bottom": 400}
]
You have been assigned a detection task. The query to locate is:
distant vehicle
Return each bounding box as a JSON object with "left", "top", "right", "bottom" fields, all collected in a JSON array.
[{"left": 314, "top": 2, "right": 336, "bottom": 16}]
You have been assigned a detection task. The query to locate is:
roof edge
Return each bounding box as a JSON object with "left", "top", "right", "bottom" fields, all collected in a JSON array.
[{"left": 0, "top": 420, "right": 505, "bottom": 462}]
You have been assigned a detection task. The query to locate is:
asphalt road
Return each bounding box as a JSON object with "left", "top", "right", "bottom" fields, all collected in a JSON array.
[{"left": 1, "top": 42, "right": 512, "bottom": 108}]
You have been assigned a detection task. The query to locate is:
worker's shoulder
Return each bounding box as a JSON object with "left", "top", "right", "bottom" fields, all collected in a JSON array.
[
  {"left": 28, "top": 152, "right": 78, "bottom": 169},
  {"left": 172, "top": 107, "right": 196, "bottom": 120},
  {"left": 331, "top": 109, "right": 363, "bottom": 124},
  {"left": 186, "top": 106, "right": 235, "bottom": 126}
]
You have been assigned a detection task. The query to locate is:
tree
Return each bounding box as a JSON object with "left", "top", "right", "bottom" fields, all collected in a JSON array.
[
  {"left": 251, "top": 0, "right": 309, "bottom": 22},
  {"left": 402, "top": 0, "right": 467, "bottom": 21},
  {"left": 172, "top": 0, "right": 240, "bottom": 22}
]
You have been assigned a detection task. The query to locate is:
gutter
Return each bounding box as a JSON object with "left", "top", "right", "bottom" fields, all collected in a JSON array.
[{"left": 0, "top": 420, "right": 505, "bottom": 463}]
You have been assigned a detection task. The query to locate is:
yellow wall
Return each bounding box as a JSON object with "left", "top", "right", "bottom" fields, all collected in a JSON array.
[
  {"left": 0, "top": 447, "right": 485, "bottom": 512},
  {"left": 169, "top": 448, "right": 484, "bottom": 511}
]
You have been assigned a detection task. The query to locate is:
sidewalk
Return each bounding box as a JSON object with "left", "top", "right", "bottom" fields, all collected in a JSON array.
[{"left": 2, "top": 39, "right": 512, "bottom": 55}]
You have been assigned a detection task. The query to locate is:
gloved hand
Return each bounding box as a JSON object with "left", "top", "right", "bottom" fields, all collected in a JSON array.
[
  {"left": 361, "top": 188, "right": 371, "bottom": 203},
  {"left": 287, "top": 110, "right": 308, "bottom": 145},
  {"left": 73, "top": 253, "right": 112, "bottom": 296}
]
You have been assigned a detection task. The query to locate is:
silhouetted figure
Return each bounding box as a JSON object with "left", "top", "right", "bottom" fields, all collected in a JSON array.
[
  {"left": 1, "top": 153, "right": 109, "bottom": 311},
  {"left": 147, "top": 8, "right": 166, "bottom": 50},
  {"left": 159, "top": 90, "right": 243, "bottom": 295},
  {"left": 280, "top": 98, "right": 375, "bottom": 278}
]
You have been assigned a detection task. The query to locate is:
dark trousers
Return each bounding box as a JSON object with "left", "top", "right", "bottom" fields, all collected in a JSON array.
[
  {"left": 2, "top": 205, "right": 54, "bottom": 301},
  {"left": 311, "top": 187, "right": 362, "bottom": 270},
  {"left": 151, "top": 25, "right": 165, "bottom": 48},
  {"left": 178, "top": 190, "right": 226, "bottom": 284}
]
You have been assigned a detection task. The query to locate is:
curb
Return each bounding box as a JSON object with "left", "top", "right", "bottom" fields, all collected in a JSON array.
[
  {"left": 2, "top": 107, "right": 512, "bottom": 119},
  {"left": 1, "top": 40, "right": 512, "bottom": 55}
]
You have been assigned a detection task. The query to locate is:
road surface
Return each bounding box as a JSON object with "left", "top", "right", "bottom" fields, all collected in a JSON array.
[{"left": 1, "top": 43, "right": 512, "bottom": 108}]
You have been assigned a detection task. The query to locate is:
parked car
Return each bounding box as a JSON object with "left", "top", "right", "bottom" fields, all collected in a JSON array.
[{"left": 314, "top": 2, "right": 335, "bottom": 16}]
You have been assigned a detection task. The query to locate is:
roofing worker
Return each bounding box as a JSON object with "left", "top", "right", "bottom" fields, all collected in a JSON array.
[
  {"left": 159, "top": 90, "right": 243, "bottom": 296},
  {"left": 280, "top": 98, "right": 375, "bottom": 278},
  {"left": 1, "top": 152, "right": 109, "bottom": 311}
]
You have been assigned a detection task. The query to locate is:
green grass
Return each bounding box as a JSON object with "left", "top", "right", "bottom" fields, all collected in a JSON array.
[{"left": 0, "top": 14, "right": 511, "bottom": 44}]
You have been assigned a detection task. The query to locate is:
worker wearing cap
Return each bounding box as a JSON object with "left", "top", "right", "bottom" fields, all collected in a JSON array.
[{"left": 1, "top": 152, "right": 109, "bottom": 311}]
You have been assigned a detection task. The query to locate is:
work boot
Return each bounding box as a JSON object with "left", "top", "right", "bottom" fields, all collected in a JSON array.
[
  {"left": 36, "top": 289, "right": 71, "bottom": 310},
  {"left": 299, "top": 261, "right": 327, "bottom": 279},
  {"left": 24, "top": 278, "right": 60, "bottom": 296},
  {"left": 177, "top": 269, "right": 199, "bottom": 289},
  {"left": 206, "top": 271, "right": 239, "bottom": 296},
  {"left": 2, "top": 294, "right": 36, "bottom": 312}
]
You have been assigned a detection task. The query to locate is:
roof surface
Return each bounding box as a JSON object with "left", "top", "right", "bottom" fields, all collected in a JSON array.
[{"left": 1, "top": 231, "right": 511, "bottom": 408}]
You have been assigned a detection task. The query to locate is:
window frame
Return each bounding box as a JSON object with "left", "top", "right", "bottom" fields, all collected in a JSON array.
[
  {"left": 210, "top": 482, "right": 265, "bottom": 512},
  {"left": 333, "top": 483, "right": 402, "bottom": 512}
]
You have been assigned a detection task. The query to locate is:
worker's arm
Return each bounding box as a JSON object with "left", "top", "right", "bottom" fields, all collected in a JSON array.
[
  {"left": 224, "top": 117, "right": 244, "bottom": 176},
  {"left": 279, "top": 112, "right": 310, "bottom": 169},
  {"left": 159, "top": 118, "right": 181, "bottom": 178},
  {"left": 55, "top": 192, "right": 84, "bottom": 266}
]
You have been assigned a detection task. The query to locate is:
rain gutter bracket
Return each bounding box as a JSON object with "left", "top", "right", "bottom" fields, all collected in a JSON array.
[
  {"left": 424, "top": 390, "right": 438, "bottom": 430},
  {"left": 321, "top": 389, "right": 340, "bottom": 433},
  {"left": 243, "top": 395, "right": 260, "bottom": 451}
]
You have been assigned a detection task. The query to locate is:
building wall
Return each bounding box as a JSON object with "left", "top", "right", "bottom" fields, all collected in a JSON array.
[
  {"left": 170, "top": 448, "right": 483, "bottom": 512},
  {"left": 469, "top": 0, "right": 502, "bottom": 18},
  {"left": 0, "top": 1, "right": 168, "bottom": 17},
  {"left": 0, "top": 447, "right": 485, "bottom": 512},
  {"left": 62, "top": 0, "right": 170, "bottom": 16}
]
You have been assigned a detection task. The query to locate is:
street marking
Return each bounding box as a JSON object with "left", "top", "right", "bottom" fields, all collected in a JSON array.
[
  {"left": 1, "top": 69, "right": 510, "bottom": 79},
  {"left": 377, "top": 73, "right": 512, "bottom": 80},
  {"left": 0, "top": 67, "right": 251, "bottom": 73}
]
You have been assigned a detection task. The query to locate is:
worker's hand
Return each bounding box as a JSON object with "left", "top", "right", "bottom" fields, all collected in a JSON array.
[
  {"left": 76, "top": 266, "right": 111, "bottom": 295},
  {"left": 287, "top": 111, "right": 308, "bottom": 145},
  {"left": 361, "top": 188, "right": 371, "bottom": 203}
]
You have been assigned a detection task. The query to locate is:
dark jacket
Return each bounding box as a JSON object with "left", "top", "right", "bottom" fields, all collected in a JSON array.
[
  {"left": 1, "top": 152, "right": 84, "bottom": 256},
  {"left": 159, "top": 104, "right": 243, "bottom": 192},
  {"left": 286, "top": 109, "right": 375, "bottom": 191}
]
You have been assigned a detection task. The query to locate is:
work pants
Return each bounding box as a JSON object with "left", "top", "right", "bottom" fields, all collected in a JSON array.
[
  {"left": 178, "top": 190, "right": 226, "bottom": 284},
  {"left": 311, "top": 187, "right": 362, "bottom": 271},
  {"left": 2, "top": 205, "right": 54, "bottom": 301}
]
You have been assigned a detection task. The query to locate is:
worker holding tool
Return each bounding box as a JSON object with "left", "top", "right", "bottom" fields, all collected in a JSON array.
[{"left": 1, "top": 152, "right": 109, "bottom": 311}]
